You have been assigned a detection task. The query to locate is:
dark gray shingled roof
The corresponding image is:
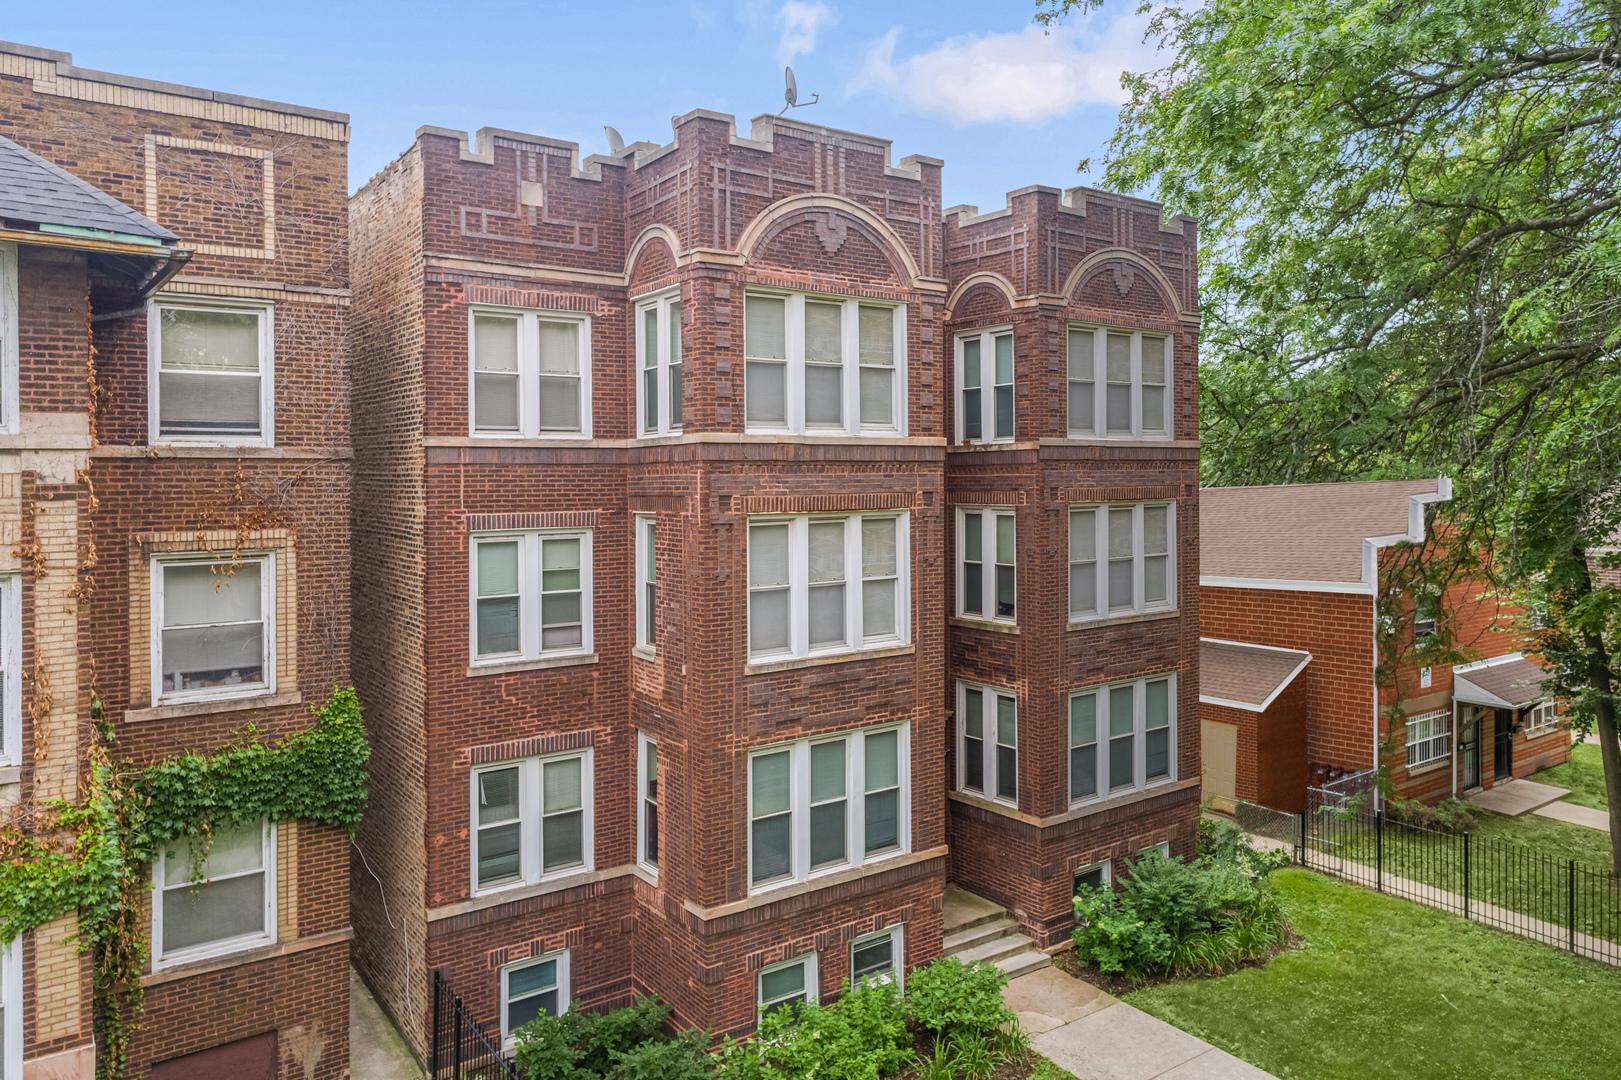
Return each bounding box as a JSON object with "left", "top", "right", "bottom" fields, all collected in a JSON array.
[{"left": 0, "top": 134, "right": 176, "bottom": 243}]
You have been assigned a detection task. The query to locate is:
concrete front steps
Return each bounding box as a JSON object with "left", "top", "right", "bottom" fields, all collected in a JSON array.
[{"left": 941, "top": 884, "right": 1050, "bottom": 980}]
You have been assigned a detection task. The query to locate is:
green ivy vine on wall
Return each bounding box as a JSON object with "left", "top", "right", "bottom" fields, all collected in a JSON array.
[{"left": 0, "top": 686, "right": 369, "bottom": 1080}]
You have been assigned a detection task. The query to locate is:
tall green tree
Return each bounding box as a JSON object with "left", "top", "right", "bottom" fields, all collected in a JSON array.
[{"left": 1034, "top": 0, "right": 1621, "bottom": 860}]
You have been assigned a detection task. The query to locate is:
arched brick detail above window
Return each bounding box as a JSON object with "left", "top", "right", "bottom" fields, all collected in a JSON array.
[
  {"left": 1061, "top": 248, "right": 1190, "bottom": 321},
  {"left": 736, "top": 193, "right": 920, "bottom": 289}
]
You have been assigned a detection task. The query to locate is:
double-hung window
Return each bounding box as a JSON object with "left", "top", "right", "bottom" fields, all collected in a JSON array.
[
  {"left": 957, "top": 683, "right": 1017, "bottom": 805},
  {"left": 746, "top": 514, "right": 908, "bottom": 662},
  {"left": 470, "top": 308, "right": 591, "bottom": 437},
  {"left": 636, "top": 290, "right": 682, "bottom": 436},
  {"left": 1065, "top": 326, "right": 1171, "bottom": 438},
  {"left": 1068, "top": 503, "right": 1173, "bottom": 620},
  {"left": 1406, "top": 709, "right": 1451, "bottom": 768},
  {"left": 1525, "top": 701, "right": 1558, "bottom": 735},
  {"left": 851, "top": 924, "right": 903, "bottom": 987},
  {"left": 748, "top": 724, "right": 910, "bottom": 891},
  {"left": 471, "top": 530, "right": 593, "bottom": 664},
  {"left": 956, "top": 327, "right": 1014, "bottom": 442},
  {"left": 956, "top": 508, "right": 1015, "bottom": 623},
  {"left": 744, "top": 292, "right": 905, "bottom": 434},
  {"left": 1413, "top": 595, "right": 1440, "bottom": 642},
  {"left": 757, "top": 953, "right": 817, "bottom": 1019},
  {"left": 638, "top": 734, "right": 659, "bottom": 871},
  {"left": 635, "top": 516, "right": 657, "bottom": 655},
  {"left": 152, "top": 819, "right": 274, "bottom": 968},
  {"left": 472, "top": 751, "right": 593, "bottom": 893},
  {"left": 154, "top": 555, "right": 273, "bottom": 702},
  {"left": 501, "top": 952, "right": 569, "bottom": 1043},
  {"left": 1068, "top": 675, "right": 1176, "bottom": 803},
  {"left": 150, "top": 298, "right": 272, "bottom": 445}
]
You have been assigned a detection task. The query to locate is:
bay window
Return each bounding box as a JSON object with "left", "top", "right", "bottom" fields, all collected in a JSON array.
[
  {"left": 1068, "top": 503, "right": 1174, "bottom": 620},
  {"left": 744, "top": 292, "right": 904, "bottom": 434},
  {"left": 470, "top": 307, "right": 591, "bottom": 437},
  {"left": 957, "top": 682, "right": 1017, "bottom": 805},
  {"left": 1066, "top": 325, "right": 1171, "bottom": 438},
  {"left": 151, "top": 299, "right": 272, "bottom": 444},
  {"left": 955, "top": 327, "right": 1014, "bottom": 442},
  {"left": 472, "top": 751, "right": 594, "bottom": 893},
  {"left": 471, "top": 530, "right": 593, "bottom": 664},
  {"left": 957, "top": 508, "right": 1015, "bottom": 623},
  {"left": 1068, "top": 674, "right": 1176, "bottom": 803}
]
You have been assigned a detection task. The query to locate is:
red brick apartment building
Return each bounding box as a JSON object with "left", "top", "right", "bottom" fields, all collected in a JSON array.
[
  {"left": 0, "top": 41, "right": 351, "bottom": 1080},
  {"left": 1199, "top": 478, "right": 1571, "bottom": 814},
  {"left": 349, "top": 111, "right": 1201, "bottom": 1051}
]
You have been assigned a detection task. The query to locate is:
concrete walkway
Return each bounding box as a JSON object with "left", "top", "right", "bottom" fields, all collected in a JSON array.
[
  {"left": 1005, "top": 965, "right": 1279, "bottom": 1079},
  {"left": 1467, "top": 778, "right": 1568, "bottom": 816},
  {"left": 1534, "top": 799, "right": 1611, "bottom": 832},
  {"left": 350, "top": 967, "right": 424, "bottom": 1080}
]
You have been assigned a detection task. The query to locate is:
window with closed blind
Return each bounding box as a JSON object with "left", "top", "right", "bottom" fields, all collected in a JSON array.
[
  {"left": 744, "top": 292, "right": 905, "bottom": 434},
  {"left": 471, "top": 751, "right": 594, "bottom": 894},
  {"left": 152, "top": 819, "right": 275, "bottom": 967},
  {"left": 149, "top": 299, "right": 272, "bottom": 445},
  {"left": 746, "top": 513, "right": 908, "bottom": 662},
  {"left": 153, "top": 555, "right": 273, "bottom": 703},
  {"left": 1068, "top": 502, "right": 1175, "bottom": 621},
  {"left": 748, "top": 724, "right": 909, "bottom": 892},
  {"left": 469, "top": 307, "right": 591, "bottom": 438},
  {"left": 1068, "top": 674, "right": 1176, "bottom": 803},
  {"left": 1065, "top": 325, "right": 1171, "bottom": 438},
  {"left": 470, "top": 530, "right": 593, "bottom": 664}
]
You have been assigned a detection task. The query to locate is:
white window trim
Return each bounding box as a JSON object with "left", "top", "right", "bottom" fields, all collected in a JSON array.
[
  {"left": 147, "top": 294, "right": 275, "bottom": 448},
  {"left": 956, "top": 681, "right": 1018, "bottom": 807},
  {"left": 470, "top": 750, "right": 596, "bottom": 897},
  {"left": 637, "top": 733, "right": 658, "bottom": 875},
  {"left": 746, "top": 513, "right": 911, "bottom": 662},
  {"left": 1, "top": 936, "right": 20, "bottom": 1080},
  {"left": 0, "top": 242, "right": 17, "bottom": 436},
  {"left": 742, "top": 290, "right": 907, "bottom": 436},
  {"left": 757, "top": 951, "right": 818, "bottom": 1016},
  {"left": 1068, "top": 502, "right": 1176, "bottom": 622},
  {"left": 634, "top": 515, "right": 656, "bottom": 656},
  {"left": 1406, "top": 708, "right": 1452, "bottom": 767},
  {"left": 150, "top": 820, "right": 277, "bottom": 970},
  {"left": 1139, "top": 841, "right": 1171, "bottom": 858},
  {"left": 955, "top": 507, "right": 1016, "bottom": 624},
  {"left": 954, "top": 324, "right": 1014, "bottom": 444},
  {"left": 747, "top": 723, "right": 911, "bottom": 895},
  {"left": 468, "top": 305, "right": 593, "bottom": 439},
  {"left": 469, "top": 529, "right": 595, "bottom": 665},
  {"left": 151, "top": 552, "right": 277, "bottom": 706},
  {"left": 500, "top": 950, "right": 570, "bottom": 1047},
  {"left": 634, "top": 288, "right": 682, "bottom": 437},
  {"left": 1073, "top": 858, "right": 1113, "bottom": 892},
  {"left": 1067, "top": 673, "right": 1178, "bottom": 807},
  {"left": 1066, "top": 324, "right": 1172, "bottom": 438},
  {"left": 850, "top": 924, "right": 904, "bottom": 989},
  {"left": 0, "top": 575, "right": 18, "bottom": 768},
  {"left": 1524, "top": 701, "right": 1559, "bottom": 735}
]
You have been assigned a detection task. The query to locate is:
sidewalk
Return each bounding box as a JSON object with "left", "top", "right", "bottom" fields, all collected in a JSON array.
[{"left": 1005, "top": 966, "right": 1278, "bottom": 1080}]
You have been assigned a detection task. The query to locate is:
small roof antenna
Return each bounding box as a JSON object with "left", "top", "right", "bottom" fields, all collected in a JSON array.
[
  {"left": 604, "top": 126, "right": 626, "bottom": 155},
  {"left": 779, "top": 66, "right": 819, "bottom": 116}
]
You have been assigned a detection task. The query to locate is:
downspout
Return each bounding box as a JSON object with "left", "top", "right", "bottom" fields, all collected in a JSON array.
[{"left": 1451, "top": 698, "right": 1459, "bottom": 799}]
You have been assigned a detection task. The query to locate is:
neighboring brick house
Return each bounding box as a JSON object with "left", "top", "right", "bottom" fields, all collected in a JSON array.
[
  {"left": 348, "top": 111, "right": 1200, "bottom": 1052},
  {"left": 1199, "top": 477, "right": 1571, "bottom": 813},
  {"left": 0, "top": 41, "right": 351, "bottom": 1080}
]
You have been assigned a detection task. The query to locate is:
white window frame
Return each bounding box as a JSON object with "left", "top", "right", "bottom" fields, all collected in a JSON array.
[
  {"left": 1406, "top": 709, "right": 1452, "bottom": 767},
  {"left": 1065, "top": 325, "right": 1172, "bottom": 438},
  {"left": 469, "top": 750, "right": 595, "bottom": 896},
  {"left": 468, "top": 305, "right": 592, "bottom": 438},
  {"left": 634, "top": 515, "right": 657, "bottom": 656},
  {"left": 756, "top": 951, "right": 818, "bottom": 1017},
  {"left": 1072, "top": 858, "right": 1113, "bottom": 917},
  {"left": 746, "top": 723, "right": 911, "bottom": 894},
  {"left": 148, "top": 294, "right": 275, "bottom": 447},
  {"left": 637, "top": 733, "right": 659, "bottom": 874},
  {"left": 150, "top": 819, "right": 277, "bottom": 970},
  {"left": 1067, "top": 674, "right": 1178, "bottom": 805},
  {"left": 1068, "top": 502, "right": 1176, "bottom": 622},
  {"left": 954, "top": 325, "right": 1015, "bottom": 444},
  {"left": 1139, "top": 841, "right": 1172, "bottom": 858},
  {"left": 500, "top": 950, "right": 570, "bottom": 1047},
  {"left": 1, "top": 936, "right": 20, "bottom": 1080},
  {"left": 635, "top": 288, "right": 682, "bottom": 437},
  {"left": 955, "top": 507, "right": 1016, "bottom": 624},
  {"left": 151, "top": 553, "right": 276, "bottom": 706},
  {"left": 745, "top": 513, "right": 910, "bottom": 662},
  {"left": 0, "top": 241, "right": 17, "bottom": 436},
  {"left": 1524, "top": 701, "right": 1559, "bottom": 735},
  {"left": 850, "top": 924, "right": 904, "bottom": 989},
  {"left": 469, "top": 529, "right": 594, "bottom": 665},
  {"left": 0, "top": 575, "right": 18, "bottom": 768},
  {"left": 742, "top": 290, "right": 907, "bottom": 436},
  {"left": 956, "top": 681, "right": 1018, "bottom": 807}
]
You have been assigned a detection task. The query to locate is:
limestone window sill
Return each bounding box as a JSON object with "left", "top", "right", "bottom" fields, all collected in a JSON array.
[
  {"left": 467, "top": 653, "right": 598, "bottom": 677},
  {"left": 745, "top": 643, "right": 914, "bottom": 675},
  {"left": 949, "top": 617, "right": 1020, "bottom": 635},
  {"left": 1068, "top": 609, "right": 1180, "bottom": 630},
  {"left": 126, "top": 690, "right": 301, "bottom": 724},
  {"left": 631, "top": 645, "right": 657, "bottom": 663}
]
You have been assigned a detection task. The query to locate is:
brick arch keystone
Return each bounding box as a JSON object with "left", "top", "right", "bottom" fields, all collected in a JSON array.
[
  {"left": 1060, "top": 247, "right": 1188, "bottom": 319},
  {"left": 734, "top": 193, "right": 920, "bottom": 287}
]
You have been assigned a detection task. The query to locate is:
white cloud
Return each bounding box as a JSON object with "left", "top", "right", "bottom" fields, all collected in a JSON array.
[
  {"left": 847, "top": 19, "right": 1155, "bottom": 125},
  {"left": 776, "top": 1, "right": 836, "bottom": 68}
]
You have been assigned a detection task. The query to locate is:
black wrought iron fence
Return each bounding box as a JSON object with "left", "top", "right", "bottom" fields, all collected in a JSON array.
[{"left": 430, "top": 968, "right": 519, "bottom": 1080}]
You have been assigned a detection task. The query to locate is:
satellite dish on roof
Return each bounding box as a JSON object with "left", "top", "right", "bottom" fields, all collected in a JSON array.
[
  {"left": 780, "top": 66, "right": 819, "bottom": 115},
  {"left": 605, "top": 126, "right": 626, "bottom": 155}
]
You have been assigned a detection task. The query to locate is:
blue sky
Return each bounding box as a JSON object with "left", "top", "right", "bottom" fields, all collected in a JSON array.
[{"left": 7, "top": 1, "right": 1158, "bottom": 209}]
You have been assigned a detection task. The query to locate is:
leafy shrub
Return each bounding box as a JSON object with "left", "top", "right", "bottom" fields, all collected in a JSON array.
[
  {"left": 1198, "top": 818, "right": 1290, "bottom": 876},
  {"left": 716, "top": 977, "right": 912, "bottom": 1080},
  {"left": 1071, "top": 883, "right": 1174, "bottom": 974},
  {"left": 1386, "top": 793, "right": 1478, "bottom": 833},
  {"left": 901, "top": 957, "right": 1015, "bottom": 1036},
  {"left": 515, "top": 997, "right": 695, "bottom": 1080},
  {"left": 610, "top": 1030, "right": 714, "bottom": 1080}
]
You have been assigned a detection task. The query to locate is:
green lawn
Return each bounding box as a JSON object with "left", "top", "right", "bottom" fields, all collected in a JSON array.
[
  {"left": 1127, "top": 870, "right": 1621, "bottom": 1080},
  {"left": 1533, "top": 742, "right": 1610, "bottom": 811}
]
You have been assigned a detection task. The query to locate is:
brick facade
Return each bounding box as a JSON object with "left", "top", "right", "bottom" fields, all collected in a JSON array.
[
  {"left": 0, "top": 41, "right": 350, "bottom": 1079},
  {"left": 350, "top": 111, "right": 1201, "bottom": 1051}
]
